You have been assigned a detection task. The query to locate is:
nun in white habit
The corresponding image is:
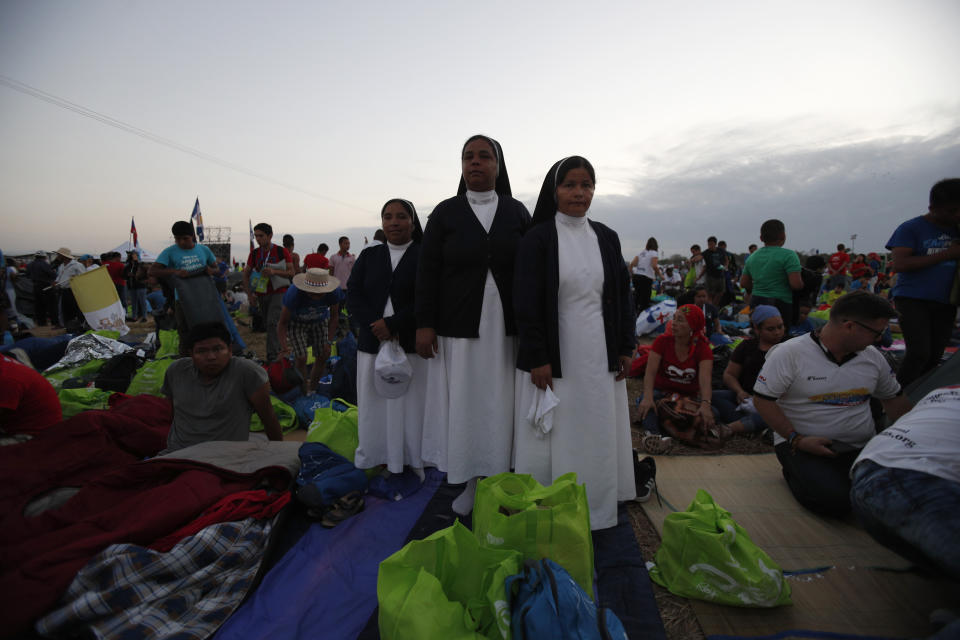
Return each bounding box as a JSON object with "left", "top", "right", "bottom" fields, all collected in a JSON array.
[
  {"left": 415, "top": 135, "right": 531, "bottom": 514},
  {"left": 349, "top": 199, "right": 427, "bottom": 476},
  {"left": 512, "top": 156, "right": 636, "bottom": 530}
]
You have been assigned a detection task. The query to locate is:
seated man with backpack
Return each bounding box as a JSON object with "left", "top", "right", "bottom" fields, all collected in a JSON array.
[{"left": 161, "top": 322, "right": 283, "bottom": 453}]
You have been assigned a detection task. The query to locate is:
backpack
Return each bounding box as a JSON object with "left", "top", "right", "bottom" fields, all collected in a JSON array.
[
  {"left": 94, "top": 352, "right": 144, "bottom": 393},
  {"left": 295, "top": 442, "right": 367, "bottom": 509},
  {"left": 506, "top": 558, "right": 628, "bottom": 640}
]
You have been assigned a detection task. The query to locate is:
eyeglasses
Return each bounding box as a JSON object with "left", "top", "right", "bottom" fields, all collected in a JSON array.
[{"left": 850, "top": 319, "right": 885, "bottom": 340}]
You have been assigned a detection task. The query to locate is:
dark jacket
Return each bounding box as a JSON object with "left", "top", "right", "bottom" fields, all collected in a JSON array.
[
  {"left": 348, "top": 243, "right": 420, "bottom": 355},
  {"left": 416, "top": 194, "right": 531, "bottom": 337},
  {"left": 514, "top": 219, "right": 636, "bottom": 377}
]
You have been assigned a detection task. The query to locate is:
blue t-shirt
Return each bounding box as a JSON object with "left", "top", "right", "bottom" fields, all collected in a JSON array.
[
  {"left": 282, "top": 284, "right": 345, "bottom": 323},
  {"left": 156, "top": 244, "right": 217, "bottom": 274},
  {"left": 886, "top": 216, "right": 959, "bottom": 303}
]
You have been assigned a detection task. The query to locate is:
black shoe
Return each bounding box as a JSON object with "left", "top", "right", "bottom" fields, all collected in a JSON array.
[{"left": 633, "top": 450, "right": 657, "bottom": 503}]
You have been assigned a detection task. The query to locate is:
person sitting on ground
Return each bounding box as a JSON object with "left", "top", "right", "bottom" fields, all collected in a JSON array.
[
  {"left": 788, "top": 303, "right": 817, "bottom": 336},
  {"left": 849, "top": 253, "right": 873, "bottom": 283},
  {"left": 303, "top": 243, "right": 330, "bottom": 271},
  {"left": 638, "top": 304, "right": 722, "bottom": 446},
  {"left": 662, "top": 266, "right": 682, "bottom": 298},
  {"left": 849, "top": 385, "right": 960, "bottom": 584},
  {"left": 740, "top": 218, "right": 803, "bottom": 324},
  {"left": 849, "top": 273, "right": 871, "bottom": 291},
  {"left": 819, "top": 276, "right": 847, "bottom": 307},
  {"left": 678, "top": 286, "right": 725, "bottom": 340},
  {"left": 161, "top": 322, "right": 283, "bottom": 453},
  {"left": 713, "top": 305, "right": 785, "bottom": 435},
  {"left": 753, "top": 291, "right": 912, "bottom": 517},
  {"left": 277, "top": 268, "right": 343, "bottom": 395},
  {"left": 0, "top": 352, "right": 62, "bottom": 436}
]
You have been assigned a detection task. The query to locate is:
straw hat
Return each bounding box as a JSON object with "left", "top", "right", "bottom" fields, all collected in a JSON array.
[
  {"left": 55, "top": 247, "right": 75, "bottom": 260},
  {"left": 292, "top": 268, "right": 340, "bottom": 294}
]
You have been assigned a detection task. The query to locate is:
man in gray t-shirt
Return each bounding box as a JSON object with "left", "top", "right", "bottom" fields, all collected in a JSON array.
[{"left": 162, "top": 322, "right": 283, "bottom": 452}]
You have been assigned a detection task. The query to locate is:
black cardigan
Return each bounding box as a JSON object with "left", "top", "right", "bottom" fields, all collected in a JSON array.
[
  {"left": 415, "top": 194, "right": 531, "bottom": 337},
  {"left": 347, "top": 243, "right": 420, "bottom": 355},
  {"left": 514, "top": 219, "right": 636, "bottom": 377}
]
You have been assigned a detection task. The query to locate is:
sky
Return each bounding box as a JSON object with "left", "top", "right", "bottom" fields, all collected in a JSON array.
[{"left": 1, "top": 0, "right": 958, "bottom": 263}]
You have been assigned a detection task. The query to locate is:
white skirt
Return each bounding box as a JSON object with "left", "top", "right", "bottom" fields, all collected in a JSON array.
[
  {"left": 354, "top": 349, "right": 429, "bottom": 473},
  {"left": 420, "top": 272, "right": 516, "bottom": 484}
]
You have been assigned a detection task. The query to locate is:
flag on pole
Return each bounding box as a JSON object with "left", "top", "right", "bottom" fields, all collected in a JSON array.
[
  {"left": 71, "top": 266, "right": 129, "bottom": 336},
  {"left": 130, "top": 217, "right": 139, "bottom": 248},
  {"left": 249, "top": 219, "right": 255, "bottom": 251},
  {"left": 191, "top": 198, "right": 204, "bottom": 242}
]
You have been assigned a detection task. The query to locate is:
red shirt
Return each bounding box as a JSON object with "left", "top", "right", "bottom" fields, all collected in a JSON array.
[
  {"left": 651, "top": 334, "right": 713, "bottom": 395},
  {"left": 303, "top": 253, "right": 330, "bottom": 270},
  {"left": 850, "top": 262, "right": 871, "bottom": 279},
  {"left": 246, "top": 244, "right": 294, "bottom": 295},
  {"left": 0, "top": 354, "right": 62, "bottom": 435},
  {"left": 105, "top": 260, "right": 126, "bottom": 285},
  {"left": 827, "top": 251, "right": 850, "bottom": 275}
]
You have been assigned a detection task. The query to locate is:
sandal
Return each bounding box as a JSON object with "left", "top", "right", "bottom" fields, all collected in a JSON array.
[
  {"left": 641, "top": 433, "right": 675, "bottom": 455},
  {"left": 321, "top": 491, "right": 365, "bottom": 528},
  {"left": 709, "top": 423, "right": 735, "bottom": 440}
]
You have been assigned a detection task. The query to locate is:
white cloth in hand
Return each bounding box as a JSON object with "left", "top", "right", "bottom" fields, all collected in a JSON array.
[{"left": 526, "top": 386, "right": 560, "bottom": 439}]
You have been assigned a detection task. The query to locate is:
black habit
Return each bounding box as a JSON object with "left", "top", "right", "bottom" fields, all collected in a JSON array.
[
  {"left": 347, "top": 242, "right": 421, "bottom": 354},
  {"left": 513, "top": 218, "right": 636, "bottom": 378},
  {"left": 415, "top": 194, "right": 531, "bottom": 337}
]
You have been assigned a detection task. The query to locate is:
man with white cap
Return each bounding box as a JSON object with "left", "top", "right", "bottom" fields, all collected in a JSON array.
[
  {"left": 53, "top": 248, "right": 85, "bottom": 328},
  {"left": 277, "top": 268, "right": 344, "bottom": 395}
]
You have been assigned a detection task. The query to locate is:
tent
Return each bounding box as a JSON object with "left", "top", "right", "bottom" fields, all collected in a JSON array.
[{"left": 108, "top": 241, "right": 160, "bottom": 262}]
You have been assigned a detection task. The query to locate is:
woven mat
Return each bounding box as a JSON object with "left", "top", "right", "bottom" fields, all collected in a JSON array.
[{"left": 642, "top": 454, "right": 957, "bottom": 638}]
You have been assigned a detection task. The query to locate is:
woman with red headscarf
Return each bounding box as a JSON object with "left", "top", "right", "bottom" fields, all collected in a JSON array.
[{"left": 638, "top": 304, "right": 722, "bottom": 445}]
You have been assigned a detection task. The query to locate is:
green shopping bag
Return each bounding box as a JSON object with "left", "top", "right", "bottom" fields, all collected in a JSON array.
[
  {"left": 378, "top": 521, "right": 521, "bottom": 640},
  {"left": 155, "top": 329, "right": 180, "bottom": 359},
  {"left": 250, "top": 395, "right": 298, "bottom": 434},
  {"left": 125, "top": 358, "right": 176, "bottom": 396},
  {"left": 58, "top": 387, "right": 113, "bottom": 418},
  {"left": 472, "top": 472, "right": 595, "bottom": 598},
  {"left": 305, "top": 398, "right": 359, "bottom": 462},
  {"left": 649, "top": 489, "right": 792, "bottom": 607},
  {"left": 44, "top": 359, "right": 107, "bottom": 390}
]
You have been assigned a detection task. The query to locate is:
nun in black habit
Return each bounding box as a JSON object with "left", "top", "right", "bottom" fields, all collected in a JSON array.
[
  {"left": 415, "top": 134, "right": 531, "bottom": 514},
  {"left": 512, "top": 156, "right": 636, "bottom": 529},
  {"left": 349, "top": 199, "right": 428, "bottom": 477}
]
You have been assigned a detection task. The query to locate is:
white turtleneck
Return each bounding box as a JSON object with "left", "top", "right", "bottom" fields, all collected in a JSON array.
[
  {"left": 466, "top": 189, "right": 498, "bottom": 233},
  {"left": 387, "top": 239, "right": 412, "bottom": 270},
  {"left": 383, "top": 239, "right": 413, "bottom": 316}
]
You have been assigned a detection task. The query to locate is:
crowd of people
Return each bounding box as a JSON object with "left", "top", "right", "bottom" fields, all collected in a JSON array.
[{"left": 1, "top": 147, "right": 957, "bottom": 594}]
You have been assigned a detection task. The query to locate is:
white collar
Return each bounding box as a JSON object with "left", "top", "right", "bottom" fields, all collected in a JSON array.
[
  {"left": 556, "top": 211, "right": 588, "bottom": 227},
  {"left": 466, "top": 189, "right": 496, "bottom": 205}
]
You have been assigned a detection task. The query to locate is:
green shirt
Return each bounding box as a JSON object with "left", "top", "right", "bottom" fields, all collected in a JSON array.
[{"left": 743, "top": 246, "right": 801, "bottom": 304}]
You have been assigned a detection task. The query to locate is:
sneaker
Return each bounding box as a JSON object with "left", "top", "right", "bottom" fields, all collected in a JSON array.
[{"left": 633, "top": 450, "right": 657, "bottom": 503}]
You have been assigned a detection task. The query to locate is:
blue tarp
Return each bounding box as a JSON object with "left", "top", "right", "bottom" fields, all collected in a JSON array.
[{"left": 215, "top": 470, "right": 442, "bottom": 640}]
